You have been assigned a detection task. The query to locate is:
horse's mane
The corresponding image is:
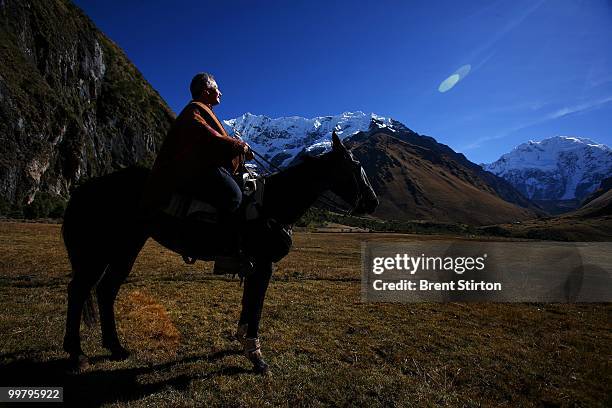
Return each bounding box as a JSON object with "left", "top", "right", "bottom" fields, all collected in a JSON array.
[{"left": 265, "top": 151, "right": 332, "bottom": 185}]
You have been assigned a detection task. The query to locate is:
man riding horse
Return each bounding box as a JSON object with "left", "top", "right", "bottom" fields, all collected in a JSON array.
[
  {"left": 140, "top": 72, "right": 266, "bottom": 369},
  {"left": 62, "top": 72, "right": 379, "bottom": 375}
]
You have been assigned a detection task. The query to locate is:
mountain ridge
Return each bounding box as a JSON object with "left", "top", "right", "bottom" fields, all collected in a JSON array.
[
  {"left": 224, "top": 111, "right": 540, "bottom": 213},
  {"left": 223, "top": 111, "right": 539, "bottom": 224},
  {"left": 483, "top": 136, "right": 612, "bottom": 203},
  {"left": 346, "top": 130, "right": 536, "bottom": 225}
]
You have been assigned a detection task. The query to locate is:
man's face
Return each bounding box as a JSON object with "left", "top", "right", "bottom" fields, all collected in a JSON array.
[{"left": 202, "top": 81, "right": 222, "bottom": 106}]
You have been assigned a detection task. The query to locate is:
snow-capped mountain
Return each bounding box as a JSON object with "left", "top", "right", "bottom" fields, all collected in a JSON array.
[
  {"left": 223, "top": 110, "right": 540, "bottom": 223},
  {"left": 483, "top": 136, "right": 612, "bottom": 201},
  {"left": 223, "top": 111, "right": 406, "bottom": 167}
]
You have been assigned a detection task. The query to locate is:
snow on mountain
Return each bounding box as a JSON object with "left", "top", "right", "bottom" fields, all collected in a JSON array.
[
  {"left": 223, "top": 111, "right": 401, "bottom": 167},
  {"left": 483, "top": 136, "right": 612, "bottom": 200}
]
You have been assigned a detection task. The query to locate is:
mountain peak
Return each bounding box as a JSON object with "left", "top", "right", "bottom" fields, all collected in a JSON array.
[
  {"left": 223, "top": 111, "right": 402, "bottom": 167},
  {"left": 484, "top": 136, "right": 612, "bottom": 201},
  {"left": 521, "top": 136, "right": 608, "bottom": 151}
]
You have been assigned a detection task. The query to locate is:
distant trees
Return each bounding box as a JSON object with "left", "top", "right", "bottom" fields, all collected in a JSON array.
[{"left": 0, "top": 193, "right": 66, "bottom": 219}]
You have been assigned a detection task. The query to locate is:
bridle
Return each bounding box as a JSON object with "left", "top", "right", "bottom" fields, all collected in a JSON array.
[{"left": 315, "top": 163, "right": 364, "bottom": 216}]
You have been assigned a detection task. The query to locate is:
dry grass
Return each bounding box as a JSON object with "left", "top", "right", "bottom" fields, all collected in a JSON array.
[
  {"left": 117, "top": 290, "right": 181, "bottom": 361},
  {"left": 497, "top": 215, "right": 612, "bottom": 241},
  {"left": 0, "top": 221, "right": 610, "bottom": 407}
]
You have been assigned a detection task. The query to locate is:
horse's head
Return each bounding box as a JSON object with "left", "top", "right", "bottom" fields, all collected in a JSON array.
[{"left": 326, "top": 131, "right": 379, "bottom": 215}]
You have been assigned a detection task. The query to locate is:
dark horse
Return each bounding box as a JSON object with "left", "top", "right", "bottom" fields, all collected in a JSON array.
[{"left": 62, "top": 132, "right": 378, "bottom": 373}]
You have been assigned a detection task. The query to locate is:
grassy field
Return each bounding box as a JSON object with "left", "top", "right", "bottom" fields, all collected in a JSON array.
[{"left": 0, "top": 221, "right": 610, "bottom": 407}]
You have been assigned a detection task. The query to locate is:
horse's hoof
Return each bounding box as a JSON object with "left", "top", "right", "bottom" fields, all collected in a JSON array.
[
  {"left": 108, "top": 345, "right": 131, "bottom": 361},
  {"left": 246, "top": 349, "right": 270, "bottom": 375},
  {"left": 241, "top": 337, "right": 271, "bottom": 375},
  {"left": 68, "top": 354, "right": 90, "bottom": 373},
  {"left": 252, "top": 358, "right": 271, "bottom": 376}
]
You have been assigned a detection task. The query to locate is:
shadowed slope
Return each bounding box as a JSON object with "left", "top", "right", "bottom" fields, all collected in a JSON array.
[{"left": 346, "top": 132, "right": 536, "bottom": 225}]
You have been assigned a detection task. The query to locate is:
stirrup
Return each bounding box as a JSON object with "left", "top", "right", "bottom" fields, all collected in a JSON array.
[{"left": 213, "top": 255, "right": 255, "bottom": 280}]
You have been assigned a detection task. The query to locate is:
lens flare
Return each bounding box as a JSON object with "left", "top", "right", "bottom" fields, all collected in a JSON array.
[
  {"left": 456, "top": 64, "right": 471, "bottom": 77},
  {"left": 438, "top": 74, "right": 460, "bottom": 93},
  {"left": 438, "top": 64, "right": 472, "bottom": 93}
]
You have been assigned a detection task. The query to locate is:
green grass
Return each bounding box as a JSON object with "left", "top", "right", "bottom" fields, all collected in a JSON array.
[{"left": 0, "top": 222, "right": 610, "bottom": 407}]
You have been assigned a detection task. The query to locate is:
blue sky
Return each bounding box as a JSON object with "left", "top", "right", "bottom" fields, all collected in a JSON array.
[{"left": 74, "top": 0, "right": 612, "bottom": 163}]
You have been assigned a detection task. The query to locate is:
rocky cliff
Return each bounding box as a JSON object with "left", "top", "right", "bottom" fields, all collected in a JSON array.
[{"left": 0, "top": 0, "right": 174, "bottom": 215}]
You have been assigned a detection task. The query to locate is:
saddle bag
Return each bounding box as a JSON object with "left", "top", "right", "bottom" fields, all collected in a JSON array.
[
  {"left": 245, "top": 218, "right": 293, "bottom": 263},
  {"left": 266, "top": 219, "right": 293, "bottom": 262}
]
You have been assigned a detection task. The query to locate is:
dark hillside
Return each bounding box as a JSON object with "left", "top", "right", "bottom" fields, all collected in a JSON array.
[{"left": 0, "top": 0, "right": 173, "bottom": 215}]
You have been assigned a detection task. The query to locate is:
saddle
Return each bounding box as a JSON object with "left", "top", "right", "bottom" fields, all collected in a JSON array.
[
  {"left": 164, "top": 173, "right": 264, "bottom": 223},
  {"left": 151, "top": 174, "right": 292, "bottom": 274}
]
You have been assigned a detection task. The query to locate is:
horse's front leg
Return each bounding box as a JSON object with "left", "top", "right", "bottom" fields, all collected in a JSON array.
[{"left": 237, "top": 258, "right": 273, "bottom": 374}]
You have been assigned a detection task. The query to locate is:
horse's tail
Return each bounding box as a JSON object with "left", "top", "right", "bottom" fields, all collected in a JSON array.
[
  {"left": 82, "top": 290, "right": 97, "bottom": 327},
  {"left": 62, "top": 166, "right": 151, "bottom": 327}
]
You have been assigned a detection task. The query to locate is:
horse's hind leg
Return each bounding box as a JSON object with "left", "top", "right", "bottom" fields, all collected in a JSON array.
[
  {"left": 97, "top": 237, "right": 146, "bottom": 359},
  {"left": 63, "top": 262, "right": 105, "bottom": 369}
]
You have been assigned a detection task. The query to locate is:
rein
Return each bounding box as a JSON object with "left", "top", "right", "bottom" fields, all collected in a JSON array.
[
  {"left": 233, "top": 129, "right": 282, "bottom": 177},
  {"left": 252, "top": 150, "right": 282, "bottom": 176},
  {"left": 314, "top": 166, "right": 363, "bottom": 216},
  {"left": 315, "top": 194, "right": 355, "bottom": 216}
]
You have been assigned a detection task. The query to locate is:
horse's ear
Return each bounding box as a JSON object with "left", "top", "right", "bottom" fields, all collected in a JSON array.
[{"left": 332, "top": 131, "right": 345, "bottom": 152}]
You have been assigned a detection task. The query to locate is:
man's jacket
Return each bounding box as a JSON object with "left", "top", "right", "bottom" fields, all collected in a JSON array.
[{"left": 140, "top": 100, "right": 246, "bottom": 214}]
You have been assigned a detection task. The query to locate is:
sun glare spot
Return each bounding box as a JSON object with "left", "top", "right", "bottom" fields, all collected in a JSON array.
[
  {"left": 456, "top": 64, "right": 471, "bottom": 77},
  {"left": 438, "top": 64, "right": 472, "bottom": 93},
  {"left": 438, "top": 74, "right": 460, "bottom": 93}
]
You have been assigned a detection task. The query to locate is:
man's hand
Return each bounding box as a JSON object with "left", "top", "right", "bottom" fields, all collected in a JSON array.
[{"left": 243, "top": 143, "right": 254, "bottom": 161}]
